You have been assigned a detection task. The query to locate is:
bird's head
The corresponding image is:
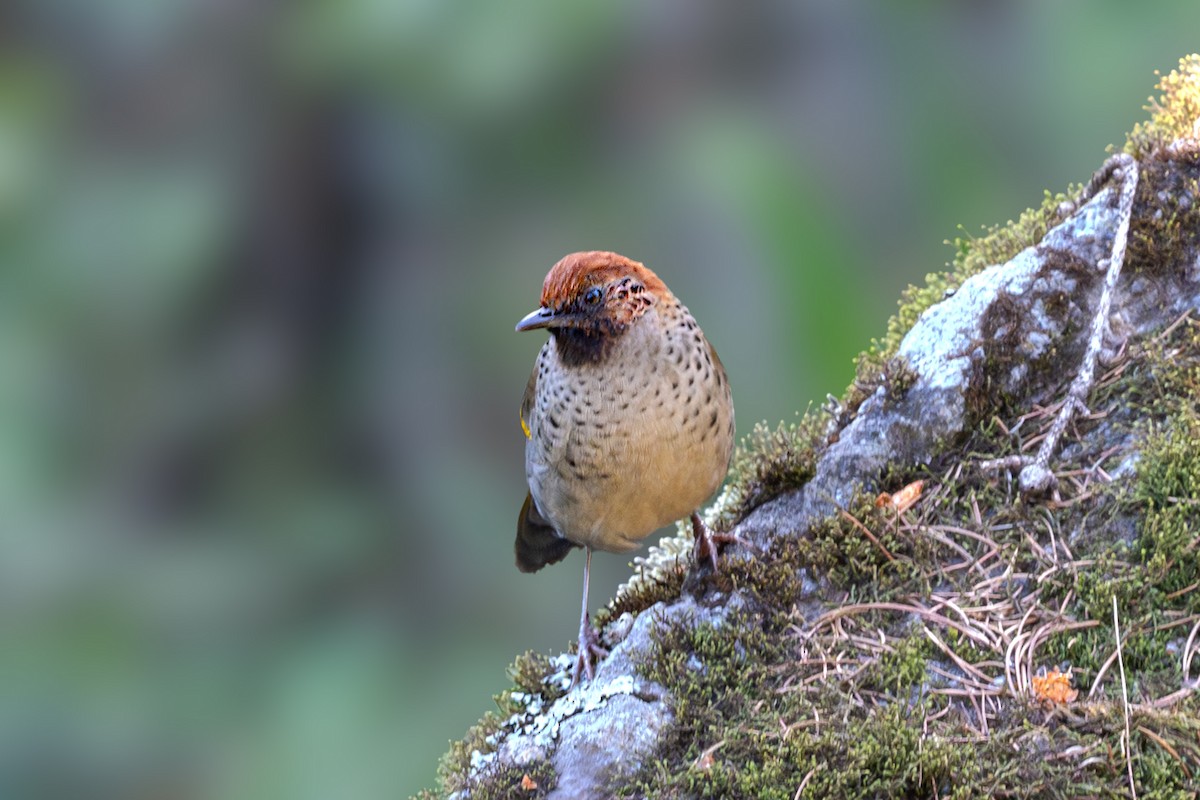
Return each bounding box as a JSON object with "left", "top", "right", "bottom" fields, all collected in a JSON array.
[{"left": 515, "top": 252, "right": 669, "bottom": 354}]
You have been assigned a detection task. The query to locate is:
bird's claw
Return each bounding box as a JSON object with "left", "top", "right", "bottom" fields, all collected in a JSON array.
[
  {"left": 571, "top": 622, "right": 609, "bottom": 687},
  {"left": 690, "top": 512, "right": 745, "bottom": 573}
]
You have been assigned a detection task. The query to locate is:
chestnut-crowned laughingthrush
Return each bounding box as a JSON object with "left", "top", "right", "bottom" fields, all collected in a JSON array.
[{"left": 515, "top": 251, "right": 735, "bottom": 683}]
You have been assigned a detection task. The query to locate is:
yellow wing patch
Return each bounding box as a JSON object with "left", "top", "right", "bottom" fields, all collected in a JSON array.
[{"left": 520, "top": 362, "right": 537, "bottom": 440}]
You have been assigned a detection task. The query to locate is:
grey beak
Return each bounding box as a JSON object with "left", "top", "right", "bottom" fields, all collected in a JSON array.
[{"left": 516, "top": 307, "right": 556, "bottom": 332}]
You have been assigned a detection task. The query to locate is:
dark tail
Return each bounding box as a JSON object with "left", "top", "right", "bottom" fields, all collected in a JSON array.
[{"left": 515, "top": 492, "right": 577, "bottom": 573}]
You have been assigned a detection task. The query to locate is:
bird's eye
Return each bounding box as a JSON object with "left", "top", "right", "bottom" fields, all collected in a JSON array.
[{"left": 583, "top": 286, "right": 603, "bottom": 305}]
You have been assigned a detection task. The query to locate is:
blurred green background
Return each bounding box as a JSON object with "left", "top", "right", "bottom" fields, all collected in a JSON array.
[{"left": 1, "top": 1, "right": 1196, "bottom": 797}]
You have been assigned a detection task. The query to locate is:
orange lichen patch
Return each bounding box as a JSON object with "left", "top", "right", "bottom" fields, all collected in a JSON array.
[
  {"left": 1032, "top": 667, "right": 1078, "bottom": 704},
  {"left": 876, "top": 480, "right": 925, "bottom": 513},
  {"left": 519, "top": 773, "right": 538, "bottom": 791}
]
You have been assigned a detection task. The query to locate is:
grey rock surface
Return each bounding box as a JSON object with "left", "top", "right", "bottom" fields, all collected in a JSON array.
[{"left": 741, "top": 187, "right": 1122, "bottom": 551}]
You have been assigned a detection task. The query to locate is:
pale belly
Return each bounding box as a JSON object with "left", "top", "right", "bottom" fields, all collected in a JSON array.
[
  {"left": 525, "top": 333, "right": 734, "bottom": 552},
  {"left": 529, "top": 423, "right": 729, "bottom": 551}
]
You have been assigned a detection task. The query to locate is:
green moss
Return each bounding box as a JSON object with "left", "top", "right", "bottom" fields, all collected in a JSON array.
[
  {"left": 1134, "top": 411, "right": 1200, "bottom": 606},
  {"left": 593, "top": 560, "right": 687, "bottom": 629},
  {"left": 628, "top": 614, "right": 796, "bottom": 799},
  {"left": 807, "top": 500, "right": 902, "bottom": 590},
  {"left": 1139, "top": 502, "right": 1200, "bottom": 598},
  {"left": 1125, "top": 709, "right": 1200, "bottom": 798},
  {"left": 435, "top": 710, "right": 504, "bottom": 797},
  {"left": 1136, "top": 412, "right": 1200, "bottom": 511},
  {"left": 425, "top": 651, "right": 566, "bottom": 799},
  {"left": 1073, "top": 550, "right": 1142, "bottom": 621},
  {"left": 1126, "top": 54, "right": 1200, "bottom": 157},
  {"left": 873, "top": 631, "right": 936, "bottom": 695},
  {"left": 717, "top": 415, "right": 825, "bottom": 528},
  {"left": 1128, "top": 149, "right": 1200, "bottom": 281},
  {"left": 1117, "top": 333, "right": 1200, "bottom": 608},
  {"left": 1105, "top": 313, "right": 1200, "bottom": 426},
  {"left": 627, "top": 609, "right": 1082, "bottom": 799},
  {"left": 882, "top": 355, "right": 920, "bottom": 402},
  {"left": 797, "top": 702, "right": 987, "bottom": 800},
  {"left": 444, "top": 761, "right": 557, "bottom": 800},
  {"left": 506, "top": 650, "right": 566, "bottom": 705},
  {"left": 630, "top": 592, "right": 1200, "bottom": 796},
  {"left": 1028, "top": 321, "right": 1200, "bottom": 708}
]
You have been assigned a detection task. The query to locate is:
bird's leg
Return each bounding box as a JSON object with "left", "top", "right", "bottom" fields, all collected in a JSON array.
[
  {"left": 691, "top": 512, "right": 745, "bottom": 573},
  {"left": 571, "top": 546, "right": 609, "bottom": 687}
]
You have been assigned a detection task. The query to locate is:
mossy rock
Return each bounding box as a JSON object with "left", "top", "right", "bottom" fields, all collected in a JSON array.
[{"left": 422, "top": 55, "right": 1200, "bottom": 800}]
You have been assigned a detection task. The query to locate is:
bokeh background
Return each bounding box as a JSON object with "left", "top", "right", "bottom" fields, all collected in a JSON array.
[{"left": 2, "top": 1, "right": 1197, "bottom": 797}]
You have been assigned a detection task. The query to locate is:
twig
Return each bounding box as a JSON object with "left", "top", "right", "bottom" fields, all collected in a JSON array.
[
  {"left": 922, "top": 627, "right": 998, "bottom": 689},
  {"left": 793, "top": 767, "right": 817, "bottom": 800},
  {"left": 691, "top": 739, "right": 726, "bottom": 772},
  {"left": 1114, "top": 596, "right": 1137, "bottom": 800},
  {"left": 838, "top": 509, "right": 895, "bottom": 562},
  {"left": 1020, "top": 154, "right": 1139, "bottom": 496},
  {"left": 809, "top": 602, "right": 992, "bottom": 649},
  {"left": 1005, "top": 605, "right": 1040, "bottom": 696},
  {"left": 1184, "top": 618, "right": 1200, "bottom": 684},
  {"left": 1153, "top": 309, "right": 1194, "bottom": 344},
  {"left": 980, "top": 454, "right": 1031, "bottom": 473},
  {"left": 1136, "top": 725, "right": 1190, "bottom": 779},
  {"left": 1147, "top": 680, "right": 1199, "bottom": 710},
  {"left": 1087, "top": 645, "right": 1122, "bottom": 701}
]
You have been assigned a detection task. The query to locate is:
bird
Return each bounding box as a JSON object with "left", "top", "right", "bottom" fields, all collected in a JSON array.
[{"left": 514, "top": 251, "right": 736, "bottom": 684}]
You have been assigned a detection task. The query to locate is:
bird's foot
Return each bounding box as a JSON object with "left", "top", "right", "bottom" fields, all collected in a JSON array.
[
  {"left": 571, "top": 618, "right": 610, "bottom": 687},
  {"left": 691, "top": 512, "right": 746, "bottom": 573}
]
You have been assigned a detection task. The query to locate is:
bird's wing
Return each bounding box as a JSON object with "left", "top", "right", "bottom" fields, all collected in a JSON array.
[
  {"left": 515, "top": 352, "right": 576, "bottom": 571},
  {"left": 707, "top": 338, "right": 727, "bottom": 383},
  {"left": 515, "top": 491, "right": 577, "bottom": 573}
]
